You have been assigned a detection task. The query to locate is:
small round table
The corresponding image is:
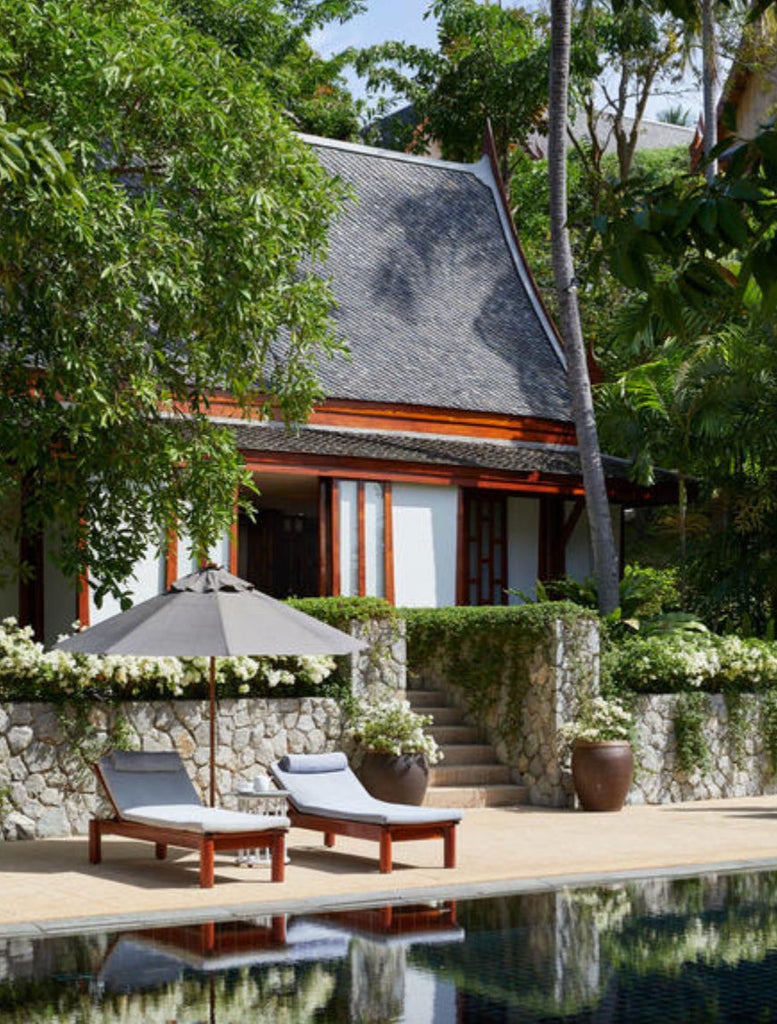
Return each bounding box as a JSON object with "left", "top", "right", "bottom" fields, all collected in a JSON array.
[{"left": 233, "top": 788, "right": 290, "bottom": 866}]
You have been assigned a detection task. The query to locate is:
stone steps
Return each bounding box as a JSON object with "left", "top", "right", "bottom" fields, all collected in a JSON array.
[{"left": 406, "top": 687, "right": 528, "bottom": 809}]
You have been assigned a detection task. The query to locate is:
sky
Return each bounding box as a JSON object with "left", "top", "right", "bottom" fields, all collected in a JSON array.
[{"left": 312, "top": 0, "right": 704, "bottom": 125}]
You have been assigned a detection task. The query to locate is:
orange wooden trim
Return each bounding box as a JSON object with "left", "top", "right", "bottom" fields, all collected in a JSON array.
[
  {"left": 307, "top": 403, "right": 576, "bottom": 444},
  {"left": 202, "top": 392, "right": 577, "bottom": 445},
  {"left": 76, "top": 566, "right": 90, "bottom": 628},
  {"left": 331, "top": 479, "right": 341, "bottom": 596},
  {"left": 164, "top": 529, "right": 178, "bottom": 590},
  {"left": 228, "top": 498, "right": 239, "bottom": 575},
  {"left": 357, "top": 481, "right": 366, "bottom": 597},
  {"left": 241, "top": 451, "right": 672, "bottom": 505},
  {"left": 383, "top": 482, "right": 395, "bottom": 605},
  {"left": 318, "top": 479, "right": 330, "bottom": 596}
]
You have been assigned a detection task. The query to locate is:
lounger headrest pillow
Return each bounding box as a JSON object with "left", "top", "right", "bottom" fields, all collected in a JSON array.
[
  {"left": 110, "top": 751, "right": 182, "bottom": 773},
  {"left": 278, "top": 752, "right": 348, "bottom": 774}
]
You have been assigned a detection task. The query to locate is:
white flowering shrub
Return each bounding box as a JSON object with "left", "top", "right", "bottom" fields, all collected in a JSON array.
[
  {"left": 605, "top": 631, "right": 777, "bottom": 693},
  {"left": 0, "top": 617, "right": 335, "bottom": 701},
  {"left": 559, "top": 696, "right": 633, "bottom": 744},
  {"left": 346, "top": 698, "right": 443, "bottom": 764}
]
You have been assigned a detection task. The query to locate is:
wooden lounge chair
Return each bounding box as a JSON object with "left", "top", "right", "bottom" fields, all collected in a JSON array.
[
  {"left": 271, "top": 752, "right": 463, "bottom": 874},
  {"left": 90, "top": 750, "right": 289, "bottom": 887}
]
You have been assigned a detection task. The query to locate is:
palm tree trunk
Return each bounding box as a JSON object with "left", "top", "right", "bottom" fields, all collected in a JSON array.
[
  {"left": 548, "top": 0, "right": 620, "bottom": 615},
  {"left": 701, "top": 0, "right": 718, "bottom": 181}
]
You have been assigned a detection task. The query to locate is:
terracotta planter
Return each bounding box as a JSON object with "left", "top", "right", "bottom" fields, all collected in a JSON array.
[
  {"left": 358, "top": 751, "right": 430, "bottom": 806},
  {"left": 571, "top": 740, "right": 633, "bottom": 812}
]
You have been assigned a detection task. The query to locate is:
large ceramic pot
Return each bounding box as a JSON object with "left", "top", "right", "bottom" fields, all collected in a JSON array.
[
  {"left": 358, "top": 751, "right": 430, "bottom": 806},
  {"left": 571, "top": 740, "right": 633, "bottom": 812}
]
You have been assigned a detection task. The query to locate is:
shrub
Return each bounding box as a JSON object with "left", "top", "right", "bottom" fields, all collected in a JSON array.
[{"left": 0, "top": 617, "right": 336, "bottom": 703}]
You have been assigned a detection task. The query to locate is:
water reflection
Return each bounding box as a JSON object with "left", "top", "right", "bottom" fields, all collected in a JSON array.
[{"left": 4, "top": 873, "right": 777, "bottom": 1022}]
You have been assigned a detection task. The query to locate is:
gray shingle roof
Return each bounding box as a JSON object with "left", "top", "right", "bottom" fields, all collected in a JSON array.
[
  {"left": 304, "top": 137, "right": 571, "bottom": 421},
  {"left": 233, "top": 422, "right": 665, "bottom": 486}
]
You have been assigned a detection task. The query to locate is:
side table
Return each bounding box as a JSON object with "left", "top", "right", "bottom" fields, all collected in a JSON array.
[{"left": 233, "top": 788, "right": 290, "bottom": 866}]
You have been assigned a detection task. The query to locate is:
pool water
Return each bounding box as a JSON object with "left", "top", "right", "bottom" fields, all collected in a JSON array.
[{"left": 3, "top": 869, "right": 777, "bottom": 1022}]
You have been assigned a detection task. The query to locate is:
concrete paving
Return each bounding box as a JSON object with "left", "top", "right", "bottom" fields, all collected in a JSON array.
[{"left": 3, "top": 794, "right": 777, "bottom": 938}]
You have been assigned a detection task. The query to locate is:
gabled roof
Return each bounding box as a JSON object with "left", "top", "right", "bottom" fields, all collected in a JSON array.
[{"left": 303, "top": 135, "right": 571, "bottom": 422}]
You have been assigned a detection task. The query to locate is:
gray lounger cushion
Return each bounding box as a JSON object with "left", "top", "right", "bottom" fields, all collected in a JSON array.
[
  {"left": 98, "top": 750, "right": 290, "bottom": 832},
  {"left": 272, "top": 753, "right": 463, "bottom": 825},
  {"left": 121, "top": 804, "right": 290, "bottom": 834}
]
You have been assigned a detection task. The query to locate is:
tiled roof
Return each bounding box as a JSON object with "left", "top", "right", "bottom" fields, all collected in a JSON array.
[
  {"left": 302, "top": 137, "right": 571, "bottom": 422},
  {"left": 233, "top": 422, "right": 664, "bottom": 485}
]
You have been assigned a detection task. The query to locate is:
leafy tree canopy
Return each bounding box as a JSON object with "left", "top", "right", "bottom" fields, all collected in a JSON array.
[
  {"left": 173, "top": 0, "right": 365, "bottom": 139},
  {"left": 0, "top": 0, "right": 351, "bottom": 605},
  {"left": 353, "top": 0, "right": 550, "bottom": 181}
]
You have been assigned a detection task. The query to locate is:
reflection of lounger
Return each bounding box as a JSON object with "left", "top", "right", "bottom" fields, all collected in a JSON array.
[
  {"left": 98, "top": 919, "right": 350, "bottom": 992},
  {"left": 271, "top": 753, "right": 463, "bottom": 873},
  {"left": 91, "top": 751, "right": 289, "bottom": 887}
]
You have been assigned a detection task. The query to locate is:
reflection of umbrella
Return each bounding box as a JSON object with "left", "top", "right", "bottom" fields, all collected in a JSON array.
[{"left": 56, "top": 565, "right": 364, "bottom": 804}]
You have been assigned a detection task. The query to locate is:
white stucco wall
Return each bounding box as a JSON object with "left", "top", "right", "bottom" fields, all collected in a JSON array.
[
  {"left": 507, "top": 496, "right": 540, "bottom": 603},
  {"left": 90, "top": 540, "right": 165, "bottom": 624},
  {"left": 565, "top": 502, "right": 621, "bottom": 582},
  {"left": 392, "top": 484, "right": 457, "bottom": 607}
]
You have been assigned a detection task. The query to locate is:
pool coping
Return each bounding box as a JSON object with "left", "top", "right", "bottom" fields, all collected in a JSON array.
[{"left": 7, "top": 855, "right": 777, "bottom": 942}]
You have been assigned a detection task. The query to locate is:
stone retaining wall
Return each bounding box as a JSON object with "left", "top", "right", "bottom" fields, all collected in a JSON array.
[
  {"left": 413, "top": 616, "right": 601, "bottom": 807},
  {"left": 629, "top": 693, "right": 777, "bottom": 803},
  {"left": 0, "top": 618, "right": 405, "bottom": 841},
  {"left": 0, "top": 695, "right": 345, "bottom": 839}
]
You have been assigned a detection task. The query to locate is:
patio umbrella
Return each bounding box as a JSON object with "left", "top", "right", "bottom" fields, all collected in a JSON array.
[{"left": 56, "top": 565, "right": 365, "bottom": 804}]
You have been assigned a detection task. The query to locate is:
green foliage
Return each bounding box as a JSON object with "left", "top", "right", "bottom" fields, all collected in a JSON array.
[
  {"left": 288, "top": 595, "right": 398, "bottom": 628},
  {"left": 172, "top": 0, "right": 364, "bottom": 139},
  {"left": 0, "top": 0, "right": 350, "bottom": 603},
  {"left": 761, "top": 690, "right": 777, "bottom": 774},
  {"left": 403, "top": 603, "right": 597, "bottom": 754},
  {"left": 517, "top": 564, "right": 680, "bottom": 620},
  {"left": 605, "top": 630, "right": 777, "bottom": 694},
  {"left": 345, "top": 697, "right": 442, "bottom": 763},
  {"left": 559, "top": 695, "right": 633, "bottom": 744},
  {"left": 673, "top": 692, "right": 710, "bottom": 774},
  {"left": 0, "top": 617, "right": 338, "bottom": 702},
  {"left": 355, "top": 0, "right": 550, "bottom": 179}
]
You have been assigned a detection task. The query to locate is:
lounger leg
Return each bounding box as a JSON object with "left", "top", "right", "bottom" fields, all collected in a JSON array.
[
  {"left": 271, "top": 833, "right": 286, "bottom": 883},
  {"left": 324, "top": 831, "right": 335, "bottom": 848},
  {"left": 200, "top": 839, "right": 215, "bottom": 888},
  {"left": 444, "top": 824, "right": 456, "bottom": 868},
  {"left": 88, "top": 819, "right": 102, "bottom": 865},
  {"left": 155, "top": 842, "right": 168, "bottom": 860},
  {"left": 379, "top": 832, "right": 393, "bottom": 873}
]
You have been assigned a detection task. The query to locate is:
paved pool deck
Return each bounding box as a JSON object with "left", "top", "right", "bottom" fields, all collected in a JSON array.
[{"left": 3, "top": 794, "right": 777, "bottom": 939}]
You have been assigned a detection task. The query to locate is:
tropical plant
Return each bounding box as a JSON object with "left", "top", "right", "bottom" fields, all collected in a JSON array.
[
  {"left": 0, "top": 0, "right": 350, "bottom": 604},
  {"left": 0, "top": 617, "right": 336, "bottom": 702},
  {"left": 346, "top": 697, "right": 443, "bottom": 764},
  {"left": 559, "top": 695, "right": 633, "bottom": 744}
]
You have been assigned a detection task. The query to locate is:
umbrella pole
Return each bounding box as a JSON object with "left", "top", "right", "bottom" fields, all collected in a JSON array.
[{"left": 209, "top": 656, "right": 216, "bottom": 807}]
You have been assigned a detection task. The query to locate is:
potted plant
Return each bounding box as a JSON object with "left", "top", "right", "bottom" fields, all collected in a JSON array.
[
  {"left": 346, "top": 697, "right": 443, "bottom": 805},
  {"left": 560, "top": 696, "right": 634, "bottom": 812}
]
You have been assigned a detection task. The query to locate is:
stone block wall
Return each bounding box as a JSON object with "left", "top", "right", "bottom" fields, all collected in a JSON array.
[
  {"left": 412, "top": 616, "right": 600, "bottom": 807},
  {"left": 0, "top": 696, "right": 345, "bottom": 839},
  {"left": 630, "top": 693, "right": 777, "bottom": 803},
  {"left": 0, "top": 618, "right": 402, "bottom": 841}
]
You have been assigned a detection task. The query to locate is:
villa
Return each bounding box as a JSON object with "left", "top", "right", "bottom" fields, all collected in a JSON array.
[{"left": 3, "top": 131, "right": 672, "bottom": 644}]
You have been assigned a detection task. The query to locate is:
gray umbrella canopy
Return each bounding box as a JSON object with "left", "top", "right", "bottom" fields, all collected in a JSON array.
[
  {"left": 57, "top": 566, "right": 364, "bottom": 658},
  {"left": 57, "top": 566, "right": 364, "bottom": 803}
]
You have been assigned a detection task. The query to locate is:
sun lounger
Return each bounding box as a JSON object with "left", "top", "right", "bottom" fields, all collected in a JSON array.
[
  {"left": 91, "top": 751, "right": 289, "bottom": 887},
  {"left": 271, "top": 752, "right": 463, "bottom": 873}
]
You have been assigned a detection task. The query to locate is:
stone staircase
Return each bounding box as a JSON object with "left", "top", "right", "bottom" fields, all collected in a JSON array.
[{"left": 407, "top": 687, "right": 528, "bottom": 809}]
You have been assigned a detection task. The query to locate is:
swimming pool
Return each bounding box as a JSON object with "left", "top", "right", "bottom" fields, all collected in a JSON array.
[{"left": 3, "top": 868, "right": 777, "bottom": 1022}]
